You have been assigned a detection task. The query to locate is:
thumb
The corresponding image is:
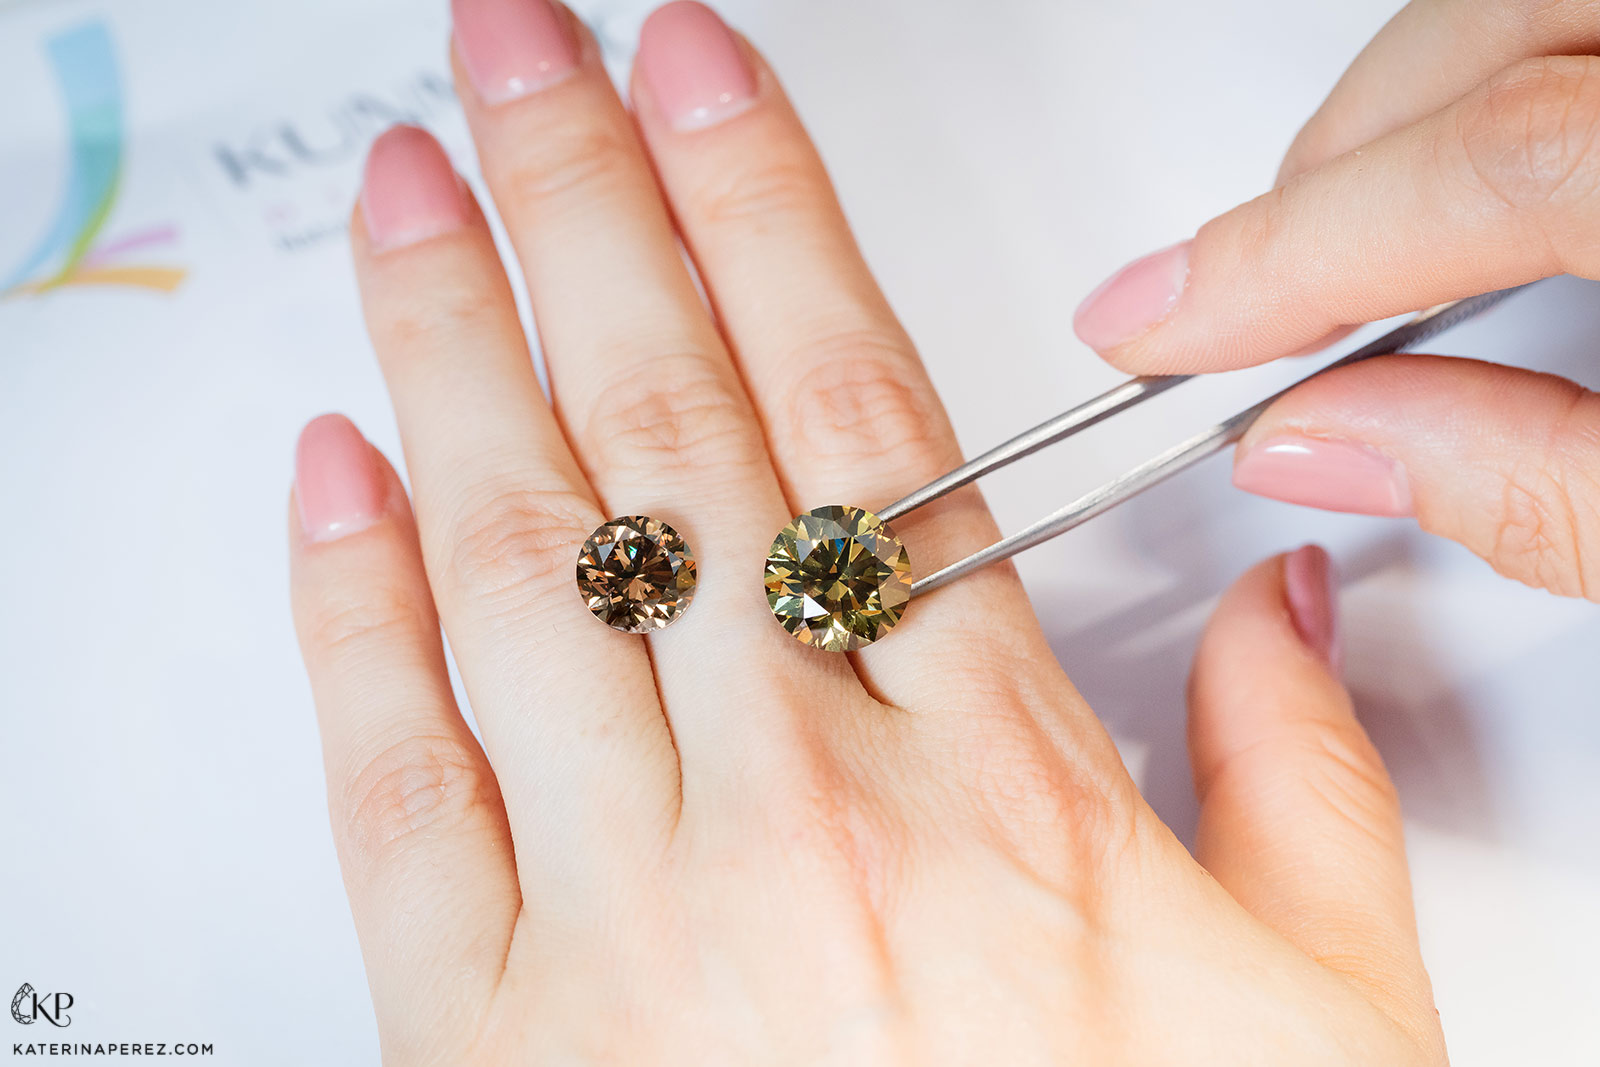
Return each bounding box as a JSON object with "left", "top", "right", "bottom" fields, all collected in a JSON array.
[
  {"left": 1189, "top": 545, "right": 1442, "bottom": 1056},
  {"left": 1231, "top": 354, "right": 1600, "bottom": 600}
]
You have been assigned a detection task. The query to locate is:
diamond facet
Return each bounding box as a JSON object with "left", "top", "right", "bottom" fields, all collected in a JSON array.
[
  {"left": 576, "top": 516, "right": 697, "bottom": 633},
  {"left": 764, "top": 505, "right": 912, "bottom": 651}
]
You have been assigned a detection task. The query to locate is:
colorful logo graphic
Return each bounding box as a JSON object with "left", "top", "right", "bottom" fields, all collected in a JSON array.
[{"left": 1, "top": 21, "right": 185, "bottom": 299}]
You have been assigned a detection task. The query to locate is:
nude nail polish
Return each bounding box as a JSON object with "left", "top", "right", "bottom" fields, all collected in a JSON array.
[
  {"left": 295, "top": 415, "right": 386, "bottom": 543},
  {"left": 1232, "top": 434, "right": 1413, "bottom": 518},
  {"left": 636, "top": 2, "right": 757, "bottom": 131},
  {"left": 1283, "top": 544, "right": 1341, "bottom": 672},
  {"left": 452, "top": 0, "right": 579, "bottom": 105},
  {"left": 1073, "top": 241, "right": 1191, "bottom": 351},
  {"left": 359, "top": 126, "right": 471, "bottom": 253}
]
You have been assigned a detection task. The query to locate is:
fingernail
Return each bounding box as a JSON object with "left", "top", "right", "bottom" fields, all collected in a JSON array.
[
  {"left": 359, "top": 126, "right": 471, "bottom": 253},
  {"left": 452, "top": 0, "right": 579, "bottom": 105},
  {"left": 1072, "top": 241, "right": 1191, "bottom": 351},
  {"left": 295, "top": 415, "right": 386, "bottom": 543},
  {"left": 637, "top": 1, "right": 757, "bottom": 131},
  {"left": 1233, "top": 434, "right": 1413, "bottom": 517},
  {"left": 1283, "top": 544, "right": 1341, "bottom": 672}
]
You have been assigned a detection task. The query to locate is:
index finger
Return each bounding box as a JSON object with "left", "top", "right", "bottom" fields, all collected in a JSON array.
[{"left": 1072, "top": 55, "right": 1600, "bottom": 375}]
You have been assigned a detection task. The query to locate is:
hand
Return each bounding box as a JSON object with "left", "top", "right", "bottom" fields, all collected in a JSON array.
[
  {"left": 1073, "top": 0, "right": 1600, "bottom": 600},
  {"left": 289, "top": 2, "right": 1444, "bottom": 1062}
]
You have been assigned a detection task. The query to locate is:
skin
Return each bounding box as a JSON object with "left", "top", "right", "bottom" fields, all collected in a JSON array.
[
  {"left": 283, "top": 0, "right": 1599, "bottom": 1061},
  {"left": 1085, "top": 1, "right": 1600, "bottom": 600}
]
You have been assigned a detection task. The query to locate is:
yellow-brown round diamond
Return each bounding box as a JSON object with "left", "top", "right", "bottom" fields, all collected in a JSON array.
[
  {"left": 577, "top": 516, "right": 697, "bottom": 633},
  {"left": 765, "top": 505, "right": 912, "bottom": 651}
]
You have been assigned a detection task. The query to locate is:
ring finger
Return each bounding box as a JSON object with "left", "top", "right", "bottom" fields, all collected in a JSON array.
[{"left": 629, "top": 3, "right": 1064, "bottom": 711}]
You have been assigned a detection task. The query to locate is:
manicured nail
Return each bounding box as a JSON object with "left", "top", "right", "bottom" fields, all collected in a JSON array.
[
  {"left": 359, "top": 126, "right": 471, "bottom": 253},
  {"left": 295, "top": 415, "right": 386, "bottom": 543},
  {"left": 1233, "top": 434, "right": 1413, "bottom": 517},
  {"left": 452, "top": 0, "right": 579, "bottom": 105},
  {"left": 1283, "top": 544, "right": 1341, "bottom": 672},
  {"left": 636, "top": 1, "right": 757, "bottom": 131},
  {"left": 1072, "top": 241, "right": 1191, "bottom": 351}
]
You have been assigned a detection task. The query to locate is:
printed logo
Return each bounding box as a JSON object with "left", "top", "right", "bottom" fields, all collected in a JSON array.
[
  {"left": 11, "top": 983, "right": 74, "bottom": 1027},
  {"left": 1, "top": 20, "right": 186, "bottom": 300}
]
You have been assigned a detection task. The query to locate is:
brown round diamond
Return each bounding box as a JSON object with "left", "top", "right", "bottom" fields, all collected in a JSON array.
[
  {"left": 576, "top": 516, "right": 697, "bottom": 633},
  {"left": 764, "top": 505, "right": 912, "bottom": 651}
]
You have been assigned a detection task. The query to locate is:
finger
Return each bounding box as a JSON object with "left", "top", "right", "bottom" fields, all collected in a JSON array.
[
  {"left": 1232, "top": 353, "right": 1600, "bottom": 600},
  {"left": 449, "top": 0, "right": 851, "bottom": 769},
  {"left": 1188, "top": 546, "right": 1441, "bottom": 1054},
  {"left": 630, "top": 2, "right": 1057, "bottom": 708},
  {"left": 1073, "top": 55, "right": 1600, "bottom": 374},
  {"left": 1280, "top": 0, "right": 1600, "bottom": 181},
  {"left": 289, "top": 415, "right": 517, "bottom": 1053},
  {"left": 353, "top": 126, "right": 681, "bottom": 896}
]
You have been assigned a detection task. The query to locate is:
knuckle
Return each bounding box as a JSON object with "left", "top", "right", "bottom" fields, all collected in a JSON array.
[
  {"left": 744, "top": 751, "right": 906, "bottom": 916},
  {"left": 582, "top": 354, "right": 765, "bottom": 476},
  {"left": 302, "top": 588, "right": 430, "bottom": 665},
  {"left": 380, "top": 287, "right": 507, "bottom": 360},
  {"left": 965, "top": 729, "right": 1130, "bottom": 888},
  {"left": 919, "top": 680, "right": 1134, "bottom": 892},
  {"left": 1491, "top": 464, "right": 1579, "bottom": 591},
  {"left": 445, "top": 485, "right": 602, "bottom": 603},
  {"left": 691, "top": 156, "right": 822, "bottom": 229},
  {"left": 336, "top": 733, "right": 498, "bottom": 873},
  {"left": 1210, "top": 712, "right": 1401, "bottom": 849},
  {"left": 1211, "top": 185, "right": 1345, "bottom": 336},
  {"left": 781, "top": 328, "right": 955, "bottom": 476},
  {"left": 1228, "top": 183, "right": 1293, "bottom": 270},
  {"left": 497, "top": 123, "right": 637, "bottom": 208},
  {"left": 1458, "top": 56, "right": 1600, "bottom": 213},
  {"left": 1486, "top": 389, "right": 1600, "bottom": 598},
  {"left": 1296, "top": 717, "right": 1403, "bottom": 848}
]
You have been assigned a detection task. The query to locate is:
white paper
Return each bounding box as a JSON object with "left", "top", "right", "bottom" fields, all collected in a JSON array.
[{"left": 2, "top": 0, "right": 1596, "bottom": 1062}]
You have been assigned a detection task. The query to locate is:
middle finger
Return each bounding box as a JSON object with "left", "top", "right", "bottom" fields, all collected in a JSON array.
[
  {"left": 450, "top": 0, "right": 859, "bottom": 775},
  {"left": 629, "top": 4, "right": 1061, "bottom": 710}
]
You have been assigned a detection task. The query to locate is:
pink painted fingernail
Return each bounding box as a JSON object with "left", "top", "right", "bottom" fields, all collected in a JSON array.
[
  {"left": 1283, "top": 544, "right": 1342, "bottom": 672},
  {"left": 295, "top": 415, "right": 386, "bottom": 543},
  {"left": 359, "top": 126, "right": 471, "bottom": 253},
  {"left": 452, "top": 0, "right": 579, "bottom": 105},
  {"left": 1233, "top": 434, "right": 1413, "bottom": 517},
  {"left": 1072, "top": 241, "right": 1191, "bottom": 351},
  {"left": 637, "top": 1, "right": 757, "bottom": 131}
]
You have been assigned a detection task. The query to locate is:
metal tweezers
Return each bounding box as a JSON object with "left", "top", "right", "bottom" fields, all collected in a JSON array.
[{"left": 885, "top": 286, "right": 1527, "bottom": 597}]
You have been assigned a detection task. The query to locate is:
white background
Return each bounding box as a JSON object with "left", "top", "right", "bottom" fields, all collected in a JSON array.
[{"left": 2, "top": 0, "right": 1597, "bottom": 1063}]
